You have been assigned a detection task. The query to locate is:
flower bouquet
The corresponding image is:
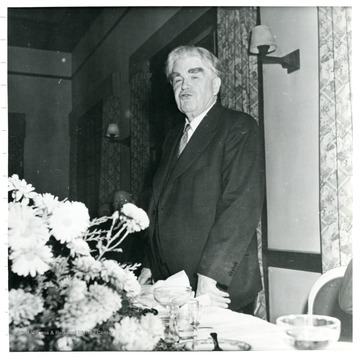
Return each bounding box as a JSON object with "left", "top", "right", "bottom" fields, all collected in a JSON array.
[{"left": 7, "top": 174, "right": 165, "bottom": 351}]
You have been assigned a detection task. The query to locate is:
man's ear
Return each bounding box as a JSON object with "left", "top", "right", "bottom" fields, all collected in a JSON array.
[{"left": 212, "top": 77, "right": 221, "bottom": 96}]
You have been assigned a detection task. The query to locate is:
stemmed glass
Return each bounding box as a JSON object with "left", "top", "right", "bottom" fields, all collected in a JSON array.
[
  {"left": 153, "top": 285, "right": 193, "bottom": 343},
  {"left": 188, "top": 299, "right": 201, "bottom": 349}
]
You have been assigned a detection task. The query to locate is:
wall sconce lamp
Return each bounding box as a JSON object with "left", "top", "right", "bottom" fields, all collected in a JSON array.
[
  {"left": 250, "top": 25, "right": 300, "bottom": 74},
  {"left": 105, "top": 123, "right": 130, "bottom": 147}
]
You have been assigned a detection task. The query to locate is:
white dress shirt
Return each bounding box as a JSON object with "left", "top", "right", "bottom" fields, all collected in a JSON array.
[{"left": 184, "top": 101, "right": 216, "bottom": 143}]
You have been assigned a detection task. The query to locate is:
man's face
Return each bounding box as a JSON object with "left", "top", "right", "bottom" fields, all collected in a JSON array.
[
  {"left": 113, "top": 191, "right": 133, "bottom": 211},
  {"left": 170, "top": 55, "right": 221, "bottom": 121}
]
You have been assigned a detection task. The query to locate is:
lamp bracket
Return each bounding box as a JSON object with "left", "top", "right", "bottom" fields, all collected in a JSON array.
[{"left": 260, "top": 49, "right": 300, "bottom": 74}]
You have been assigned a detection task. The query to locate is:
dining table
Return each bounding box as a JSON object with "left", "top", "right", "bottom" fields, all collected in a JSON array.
[
  {"left": 192, "top": 305, "right": 353, "bottom": 351},
  {"left": 135, "top": 273, "right": 353, "bottom": 351},
  {"left": 137, "top": 293, "right": 353, "bottom": 351}
]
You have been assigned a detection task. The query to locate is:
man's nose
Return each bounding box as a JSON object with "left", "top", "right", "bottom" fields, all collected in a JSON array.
[{"left": 181, "top": 78, "right": 190, "bottom": 89}]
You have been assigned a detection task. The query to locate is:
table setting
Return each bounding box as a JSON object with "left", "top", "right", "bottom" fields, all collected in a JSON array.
[{"left": 135, "top": 270, "right": 354, "bottom": 351}]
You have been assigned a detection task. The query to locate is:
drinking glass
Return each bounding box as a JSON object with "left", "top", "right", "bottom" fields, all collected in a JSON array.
[
  {"left": 153, "top": 285, "right": 192, "bottom": 343},
  {"left": 188, "top": 299, "right": 201, "bottom": 349},
  {"left": 188, "top": 300, "right": 201, "bottom": 336}
]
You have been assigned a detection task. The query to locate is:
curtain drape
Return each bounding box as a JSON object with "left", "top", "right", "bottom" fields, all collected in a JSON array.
[
  {"left": 318, "top": 7, "right": 353, "bottom": 271},
  {"left": 129, "top": 62, "right": 152, "bottom": 199},
  {"left": 217, "top": 7, "right": 267, "bottom": 320},
  {"left": 98, "top": 96, "right": 123, "bottom": 208},
  {"left": 217, "top": 7, "right": 259, "bottom": 120}
]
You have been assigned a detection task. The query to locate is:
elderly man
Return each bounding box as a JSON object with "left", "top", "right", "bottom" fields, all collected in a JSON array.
[{"left": 139, "top": 46, "right": 265, "bottom": 314}]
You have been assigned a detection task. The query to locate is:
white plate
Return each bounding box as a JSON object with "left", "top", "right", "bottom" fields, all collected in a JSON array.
[{"left": 183, "top": 338, "right": 251, "bottom": 351}]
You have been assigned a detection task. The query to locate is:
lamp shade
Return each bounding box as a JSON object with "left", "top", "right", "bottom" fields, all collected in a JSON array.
[
  {"left": 250, "top": 25, "right": 277, "bottom": 54},
  {"left": 106, "top": 123, "right": 120, "bottom": 138}
]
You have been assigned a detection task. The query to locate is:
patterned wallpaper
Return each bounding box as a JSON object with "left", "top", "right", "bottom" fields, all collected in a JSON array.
[
  {"left": 217, "top": 7, "right": 267, "bottom": 320},
  {"left": 129, "top": 62, "right": 152, "bottom": 200},
  {"left": 98, "top": 95, "right": 123, "bottom": 209},
  {"left": 69, "top": 95, "right": 123, "bottom": 215},
  {"left": 318, "top": 7, "right": 353, "bottom": 271},
  {"left": 217, "top": 7, "right": 259, "bottom": 122}
]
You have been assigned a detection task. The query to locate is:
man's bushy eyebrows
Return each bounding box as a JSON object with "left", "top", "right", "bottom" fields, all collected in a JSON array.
[
  {"left": 169, "top": 67, "right": 205, "bottom": 84},
  {"left": 188, "top": 67, "right": 204, "bottom": 74}
]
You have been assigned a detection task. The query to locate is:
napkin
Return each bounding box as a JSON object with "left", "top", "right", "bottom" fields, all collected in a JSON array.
[
  {"left": 135, "top": 270, "right": 211, "bottom": 309},
  {"left": 153, "top": 270, "right": 191, "bottom": 289}
]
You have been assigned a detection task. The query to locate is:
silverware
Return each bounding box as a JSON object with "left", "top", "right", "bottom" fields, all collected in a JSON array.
[{"left": 210, "top": 332, "right": 223, "bottom": 351}]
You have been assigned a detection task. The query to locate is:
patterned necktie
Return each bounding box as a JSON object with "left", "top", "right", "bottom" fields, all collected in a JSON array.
[{"left": 178, "top": 123, "right": 191, "bottom": 157}]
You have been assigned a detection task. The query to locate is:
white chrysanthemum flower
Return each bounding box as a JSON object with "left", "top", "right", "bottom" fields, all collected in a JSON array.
[
  {"left": 9, "top": 326, "right": 45, "bottom": 351},
  {"left": 58, "top": 283, "right": 122, "bottom": 332},
  {"left": 8, "top": 174, "right": 37, "bottom": 202},
  {"left": 88, "top": 283, "right": 122, "bottom": 323},
  {"left": 112, "top": 210, "right": 120, "bottom": 220},
  {"left": 120, "top": 203, "right": 150, "bottom": 233},
  {"left": 101, "top": 260, "right": 126, "bottom": 290},
  {"left": 10, "top": 244, "right": 53, "bottom": 277},
  {"left": 57, "top": 299, "right": 97, "bottom": 332},
  {"left": 139, "top": 314, "right": 165, "bottom": 342},
  {"left": 110, "top": 317, "right": 155, "bottom": 351},
  {"left": 66, "top": 238, "right": 91, "bottom": 257},
  {"left": 49, "top": 201, "right": 90, "bottom": 243},
  {"left": 33, "top": 193, "right": 60, "bottom": 216},
  {"left": 9, "top": 289, "right": 44, "bottom": 326},
  {"left": 54, "top": 336, "right": 76, "bottom": 351},
  {"left": 60, "top": 277, "right": 88, "bottom": 302},
  {"left": 72, "top": 256, "right": 102, "bottom": 281},
  {"left": 8, "top": 203, "right": 50, "bottom": 250},
  {"left": 58, "top": 276, "right": 72, "bottom": 289},
  {"left": 121, "top": 268, "right": 141, "bottom": 297},
  {"left": 101, "top": 260, "right": 141, "bottom": 297},
  {"left": 49, "top": 256, "right": 69, "bottom": 277}
]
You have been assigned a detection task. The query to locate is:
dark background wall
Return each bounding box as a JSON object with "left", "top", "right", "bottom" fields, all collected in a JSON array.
[
  {"left": 8, "top": 47, "right": 71, "bottom": 199},
  {"left": 7, "top": 7, "right": 209, "bottom": 200}
]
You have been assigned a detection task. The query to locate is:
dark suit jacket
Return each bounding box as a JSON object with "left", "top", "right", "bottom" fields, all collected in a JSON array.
[{"left": 145, "top": 103, "right": 265, "bottom": 310}]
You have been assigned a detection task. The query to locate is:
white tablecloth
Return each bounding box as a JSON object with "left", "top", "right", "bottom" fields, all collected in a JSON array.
[
  {"left": 195, "top": 306, "right": 353, "bottom": 351},
  {"left": 135, "top": 280, "right": 353, "bottom": 351}
]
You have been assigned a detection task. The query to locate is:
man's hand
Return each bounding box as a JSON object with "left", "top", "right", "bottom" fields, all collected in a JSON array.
[
  {"left": 138, "top": 268, "right": 152, "bottom": 285},
  {"left": 196, "top": 274, "right": 231, "bottom": 308}
]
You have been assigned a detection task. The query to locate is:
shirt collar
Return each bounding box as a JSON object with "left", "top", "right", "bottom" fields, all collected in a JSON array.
[{"left": 186, "top": 101, "right": 216, "bottom": 132}]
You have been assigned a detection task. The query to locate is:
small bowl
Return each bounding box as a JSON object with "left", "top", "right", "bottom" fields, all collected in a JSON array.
[{"left": 276, "top": 314, "right": 341, "bottom": 350}]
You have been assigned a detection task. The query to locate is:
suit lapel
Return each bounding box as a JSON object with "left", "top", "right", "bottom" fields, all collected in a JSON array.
[
  {"left": 163, "top": 104, "right": 222, "bottom": 190},
  {"left": 152, "top": 104, "right": 223, "bottom": 204},
  {"left": 152, "top": 126, "right": 182, "bottom": 204}
]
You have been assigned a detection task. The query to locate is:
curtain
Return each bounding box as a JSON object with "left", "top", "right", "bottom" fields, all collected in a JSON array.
[
  {"left": 98, "top": 96, "right": 123, "bottom": 208},
  {"left": 217, "top": 7, "right": 267, "bottom": 320},
  {"left": 318, "top": 7, "right": 352, "bottom": 271},
  {"left": 129, "top": 61, "right": 152, "bottom": 199},
  {"left": 217, "top": 7, "right": 259, "bottom": 120}
]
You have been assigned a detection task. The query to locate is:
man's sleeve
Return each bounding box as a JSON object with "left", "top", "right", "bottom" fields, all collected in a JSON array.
[{"left": 197, "top": 116, "right": 265, "bottom": 287}]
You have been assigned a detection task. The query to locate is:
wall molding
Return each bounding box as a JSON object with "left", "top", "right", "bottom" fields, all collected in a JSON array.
[
  {"left": 69, "top": 72, "right": 121, "bottom": 126},
  {"left": 129, "top": 7, "right": 212, "bottom": 74},
  {"left": 266, "top": 250, "right": 322, "bottom": 273},
  {"left": 8, "top": 70, "right": 71, "bottom": 80},
  {"left": 72, "top": 8, "right": 131, "bottom": 78}
]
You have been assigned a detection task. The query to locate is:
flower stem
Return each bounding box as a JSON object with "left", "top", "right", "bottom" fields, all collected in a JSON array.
[
  {"left": 110, "top": 231, "right": 129, "bottom": 250},
  {"left": 96, "top": 224, "right": 128, "bottom": 260}
]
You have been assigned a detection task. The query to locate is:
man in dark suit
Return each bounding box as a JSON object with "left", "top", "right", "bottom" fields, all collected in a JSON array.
[{"left": 139, "top": 46, "right": 265, "bottom": 313}]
